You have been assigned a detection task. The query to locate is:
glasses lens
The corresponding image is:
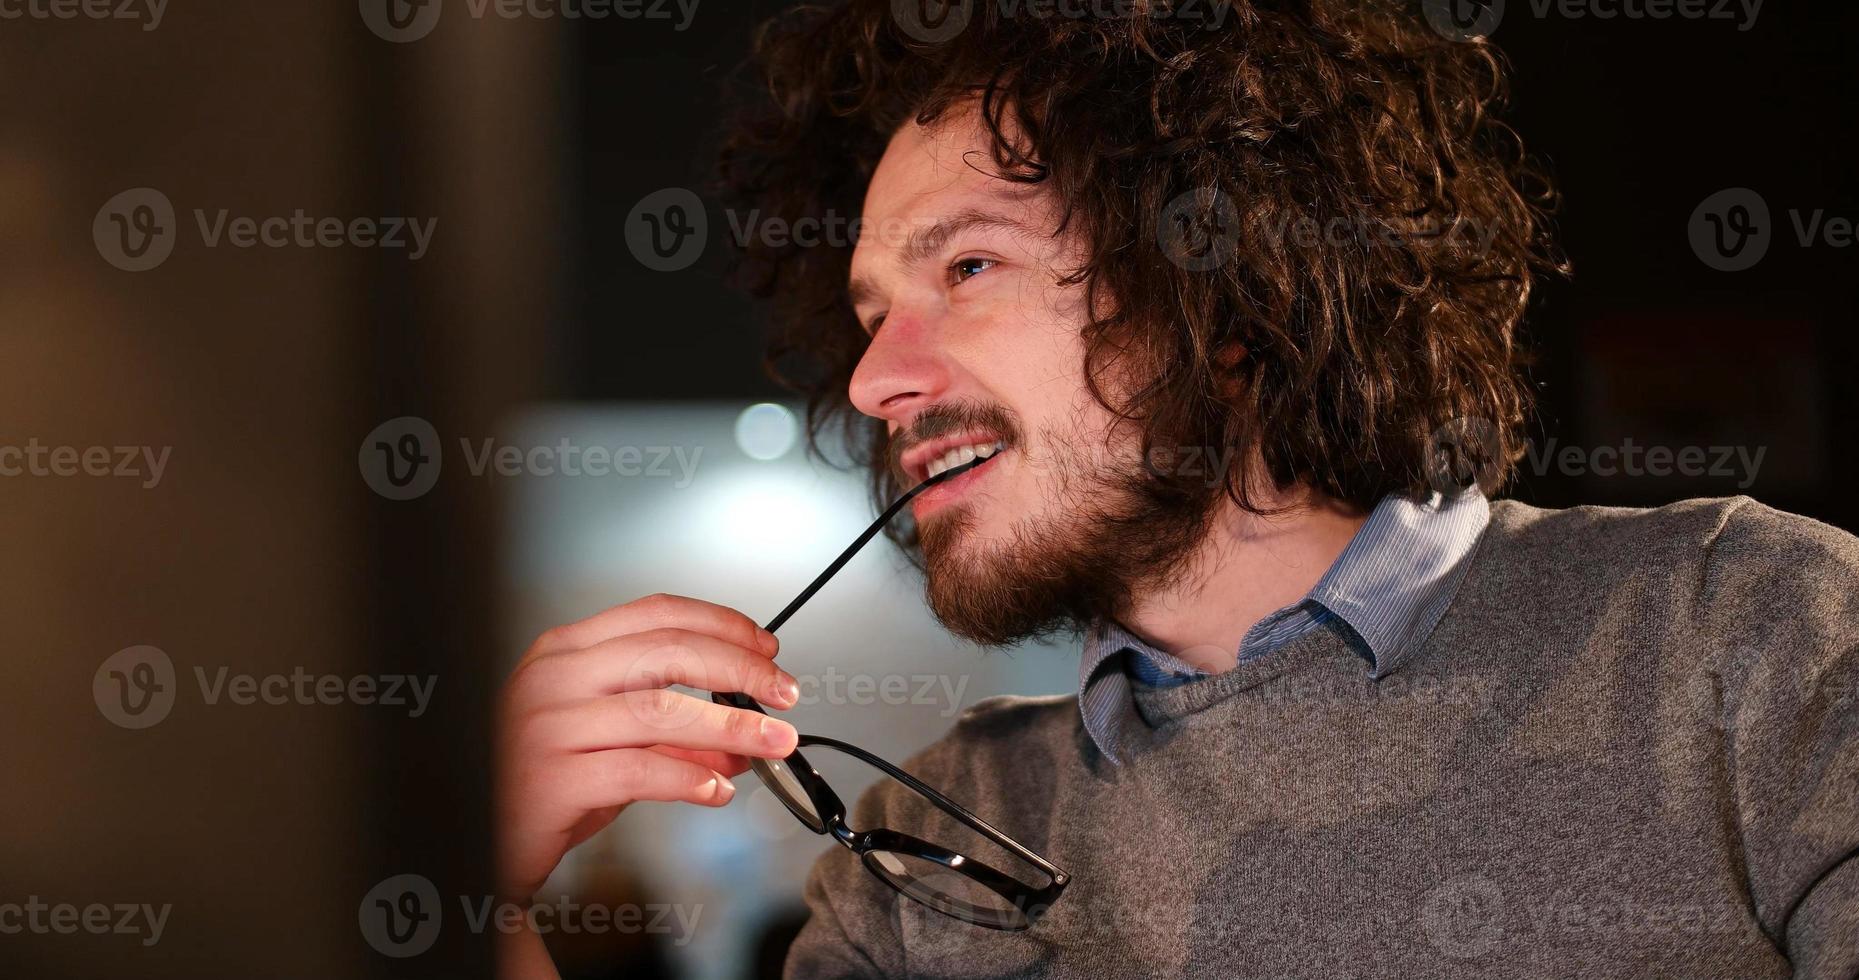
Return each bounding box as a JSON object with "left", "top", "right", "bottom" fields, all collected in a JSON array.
[
  {"left": 751, "top": 754, "right": 825, "bottom": 832},
  {"left": 863, "top": 850, "right": 1029, "bottom": 929}
]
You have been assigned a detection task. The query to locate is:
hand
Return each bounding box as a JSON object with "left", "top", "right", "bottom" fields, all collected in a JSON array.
[{"left": 495, "top": 593, "right": 801, "bottom": 901}]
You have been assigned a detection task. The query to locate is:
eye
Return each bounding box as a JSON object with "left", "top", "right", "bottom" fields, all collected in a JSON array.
[
  {"left": 863, "top": 313, "right": 886, "bottom": 335},
  {"left": 950, "top": 256, "right": 998, "bottom": 284}
]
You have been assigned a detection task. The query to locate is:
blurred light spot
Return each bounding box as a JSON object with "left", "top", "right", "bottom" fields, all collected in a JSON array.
[
  {"left": 712, "top": 476, "right": 834, "bottom": 554},
  {"left": 735, "top": 402, "right": 797, "bottom": 461}
]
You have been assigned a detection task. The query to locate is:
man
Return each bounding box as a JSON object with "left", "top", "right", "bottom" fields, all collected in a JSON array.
[{"left": 497, "top": 1, "right": 1859, "bottom": 976}]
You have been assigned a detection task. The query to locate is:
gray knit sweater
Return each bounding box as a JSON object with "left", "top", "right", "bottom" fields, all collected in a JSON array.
[{"left": 784, "top": 497, "right": 1859, "bottom": 978}]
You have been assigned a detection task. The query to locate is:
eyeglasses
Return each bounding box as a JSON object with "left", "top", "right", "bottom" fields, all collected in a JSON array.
[{"left": 712, "top": 454, "right": 1069, "bottom": 930}]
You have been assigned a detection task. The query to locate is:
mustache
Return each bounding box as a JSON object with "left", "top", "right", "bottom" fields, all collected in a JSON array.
[{"left": 885, "top": 401, "right": 1023, "bottom": 486}]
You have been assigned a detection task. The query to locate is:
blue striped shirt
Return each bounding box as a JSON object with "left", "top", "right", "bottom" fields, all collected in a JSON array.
[{"left": 1078, "top": 490, "right": 1491, "bottom": 764}]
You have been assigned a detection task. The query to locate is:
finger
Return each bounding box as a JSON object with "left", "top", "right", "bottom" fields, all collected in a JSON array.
[
  {"left": 534, "top": 689, "right": 800, "bottom": 758},
  {"left": 529, "top": 593, "right": 777, "bottom": 660},
  {"left": 558, "top": 748, "right": 737, "bottom": 810},
  {"left": 651, "top": 744, "right": 753, "bottom": 778},
  {"left": 528, "top": 628, "right": 800, "bottom": 708}
]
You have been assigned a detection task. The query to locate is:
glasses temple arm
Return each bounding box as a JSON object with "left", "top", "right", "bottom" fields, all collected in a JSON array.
[
  {"left": 709, "top": 461, "right": 984, "bottom": 711},
  {"left": 761, "top": 453, "right": 984, "bottom": 634}
]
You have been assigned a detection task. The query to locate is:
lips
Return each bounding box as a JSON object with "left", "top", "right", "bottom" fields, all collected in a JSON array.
[
  {"left": 908, "top": 445, "right": 1005, "bottom": 520},
  {"left": 924, "top": 440, "right": 1004, "bottom": 479},
  {"left": 899, "top": 432, "right": 1009, "bottom": 484}
]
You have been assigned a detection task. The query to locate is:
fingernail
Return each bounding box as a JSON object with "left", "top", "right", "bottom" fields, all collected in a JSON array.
[
  {"left": 717, "top": 775, "right": 736, "bottom": 801},
  {"left": 767, "top": 675, "right": 800, "bottom": 708}
]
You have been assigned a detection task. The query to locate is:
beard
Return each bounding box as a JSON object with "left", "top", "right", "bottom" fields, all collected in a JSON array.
[{"left": 906, "top": 404, "right": 1217, "bottom": 647}]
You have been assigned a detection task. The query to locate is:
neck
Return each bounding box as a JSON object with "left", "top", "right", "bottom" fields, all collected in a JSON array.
[{"left": 1115, "top": 486, "right": 1368, "bottom": 674}]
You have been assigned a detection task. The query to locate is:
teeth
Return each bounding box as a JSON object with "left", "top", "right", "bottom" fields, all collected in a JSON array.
[{"left": 924, "top": 440, "right": 1006, "bottom": 478}]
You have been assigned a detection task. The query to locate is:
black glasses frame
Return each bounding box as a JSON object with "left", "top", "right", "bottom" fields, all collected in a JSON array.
[
  {"left": 711, "top": 452, "right": 1069, "bottom": 930},
  {"left": 714, "top": 693, "right": 1068, "bottom": 928}
]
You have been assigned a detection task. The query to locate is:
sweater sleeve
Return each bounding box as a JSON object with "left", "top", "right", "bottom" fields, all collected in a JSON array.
[{"left": 1704, "top": 499, "right": 1859, "bottom": 978}]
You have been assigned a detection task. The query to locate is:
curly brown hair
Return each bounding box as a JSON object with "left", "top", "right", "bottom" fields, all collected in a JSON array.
[{"left": 717, "top": 0, "right": 1566, "bottom": 530}]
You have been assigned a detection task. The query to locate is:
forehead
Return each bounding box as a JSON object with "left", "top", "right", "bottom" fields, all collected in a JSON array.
[
  {"left": 850, "top": 105, "right": 1050, "bottom": 275},
  {"left": 861, "top": 110, "right": 996, "bottom": 222}
]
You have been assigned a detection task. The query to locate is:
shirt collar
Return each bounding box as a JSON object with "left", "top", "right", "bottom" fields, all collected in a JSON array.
[
  {"left": 1305, "top": 488, "right": 1489, "bottom": 677},
  {"left": 1076, "top": 490, "right": 1490, "bottom": 762}
]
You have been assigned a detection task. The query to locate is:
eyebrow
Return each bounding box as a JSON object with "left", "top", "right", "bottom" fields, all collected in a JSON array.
[{"left": 845, "top": 208, "right": 1041, "bottom": 312}]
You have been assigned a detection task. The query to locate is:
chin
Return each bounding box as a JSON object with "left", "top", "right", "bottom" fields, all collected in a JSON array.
[
  {"left": 918, "top": 520, "right": 975, "bottom": 584},
  {"left": 920, "top": 517, "right": 1067, "bottom": 647}
]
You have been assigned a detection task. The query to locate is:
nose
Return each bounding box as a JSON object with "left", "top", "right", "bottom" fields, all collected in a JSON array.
[{"left": 847, "top": 313, "right": 951, "bottom": 426}]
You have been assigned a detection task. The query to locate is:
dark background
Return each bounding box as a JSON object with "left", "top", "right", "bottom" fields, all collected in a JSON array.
[{"left": 1, "top": 1, "right": 1853, "bottom": 977}]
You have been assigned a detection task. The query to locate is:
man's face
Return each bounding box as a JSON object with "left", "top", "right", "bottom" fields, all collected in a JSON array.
[{"left": 847, "top": 103, "right": 1208, "bottom": 644}]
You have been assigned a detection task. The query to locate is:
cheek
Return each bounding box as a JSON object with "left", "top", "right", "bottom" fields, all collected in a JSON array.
[
  {"left": 1023, "top": 277, "right": 1092, "bottom": 369},
  {"left": 969, "top": 277, "right": 1091, "bottom": 405}
]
